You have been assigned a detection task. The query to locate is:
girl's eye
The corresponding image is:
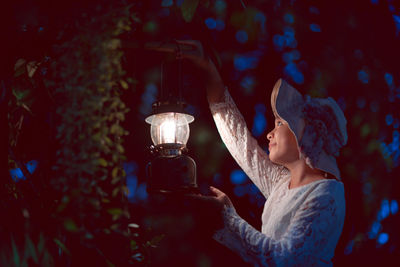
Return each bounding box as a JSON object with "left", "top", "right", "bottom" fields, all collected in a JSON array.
[{"left": 277, "top": 121, "right": 283, "bottom": 126}]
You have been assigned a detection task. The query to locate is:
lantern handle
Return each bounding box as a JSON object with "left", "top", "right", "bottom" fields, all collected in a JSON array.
[
  {"left": 159, "top": 39, "right": 184, "bottom": 103},
  {"left": 173, "top": 39, "right": 183, "bottom": 102}
]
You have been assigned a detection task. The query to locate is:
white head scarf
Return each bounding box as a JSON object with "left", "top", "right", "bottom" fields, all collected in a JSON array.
[{"left": 270, "top": 79, "right": 348, "bottom": 180}]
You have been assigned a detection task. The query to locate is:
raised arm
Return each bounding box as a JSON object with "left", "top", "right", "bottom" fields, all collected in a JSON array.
[
  {"left": 209, "top": 87, "right": 287, "bottom": 198},
  {"left": 178, "top": 40, "right": 286, "bottom": 197}
]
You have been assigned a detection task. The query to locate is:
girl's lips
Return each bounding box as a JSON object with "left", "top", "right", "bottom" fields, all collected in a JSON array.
[{"left": 269, "top": 143, "right": 276, "bottom": 150}]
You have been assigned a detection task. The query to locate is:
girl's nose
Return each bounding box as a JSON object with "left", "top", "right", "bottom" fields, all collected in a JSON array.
[{"left": 267, "top": 130, "right": 273, "bottom": 140}]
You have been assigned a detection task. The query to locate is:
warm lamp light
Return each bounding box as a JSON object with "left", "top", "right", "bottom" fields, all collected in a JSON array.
[{"left": 145, "top": 112, "right": 194, "bottom": 146}]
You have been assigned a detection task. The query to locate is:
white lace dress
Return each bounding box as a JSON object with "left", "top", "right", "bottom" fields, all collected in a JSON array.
[{"left": 209, "top": 89, "right": 345, "bottom": 267}]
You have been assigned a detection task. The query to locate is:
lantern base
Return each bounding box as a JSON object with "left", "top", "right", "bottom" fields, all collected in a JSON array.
[{"left": 146, "top": 154, "right": 197, "bottom": 194}]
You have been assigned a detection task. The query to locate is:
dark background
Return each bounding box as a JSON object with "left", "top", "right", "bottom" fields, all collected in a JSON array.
[{"left": 1, "top": 0, "right": 399, "bottom": 266}]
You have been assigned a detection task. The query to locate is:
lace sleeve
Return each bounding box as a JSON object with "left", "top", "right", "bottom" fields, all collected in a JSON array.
[
  {"left": 213, "top": 189, "right": 345, "bottom": 267},
  {"left": 209, "top": 88, "right": 287, "bottom": 198}
]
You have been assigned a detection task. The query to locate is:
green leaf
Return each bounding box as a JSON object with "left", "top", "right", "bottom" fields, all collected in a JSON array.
[
  {"left": 106, "top": 260, "right": 116, "bottom": 267},
  {"left": 110, "top": 124, "right": 118, "bottom": 134},
  {"left": 120, "top": 80, "right": 129, "bottom": 89},
  {"left": 42, "top": 250, "right": 52, "bottom": 266},
  {"left": 37, "top": 233, "right": 45, "bottom": 254},
  {"left": 181, "top": 0, "right": 200, "bottom": 22},
  {"left": 25, "top": 236, "right": 39, "bottom": 264},
  {"left": 122, "top": 185, "right": 130, "bottom": 196},
  {"left": 11, "top": 236, "right": 20, "bottom": 266},
  {"left": 110, "top": 223, "right": 119, "bottom": 230},
  {"left": 142, "top": 21, "right": 158, "bottom": 33},
  {"left": 112, "top": 186, "right": 120, "bottom": 196},
  {"left": 116, "top": 144, "right": 125, "bottom": 153},
  {"left": 108, "top": 39, "right": 121, "bottom": 50},
  {"left": 98, "top": 158, "right": 108, "bottom": 167},
  {"left": 111, "top": 176, "right": 120, "bottom": 185},
  {"left": 116, "top": 112, "right": 125, "bottom": 121},
  {"left": 14, "top": 58, "right": 27, "bottom": 77},
  {"left": 147, "top": 234, "right": 165, "bottom": 248},
  {"left": 104, "top": 136, "right": 113, "bottom": 146},
  {"left": 130, "top": 240, "right": 138, "bottom": 250},
  {"left": 101, "top": 198, "right": 111, "bottom": 203},
  {"left": 53, "top": 239, "right": 71, "bottom": 255},
  {"left": 360, "top": 123, "right": 371, "bottom": 138},
  {"left": 112, "top": 167, "right": 119, "bottom": 178},
  {"left": 13, "top": 88, "right": 30, "bottom": 101},
  {"left": 85, "top": 232, "right": 94, "bottom": 239},
  {"left": 107, "top": 208, "right": 122, "bottom": 216},
  {"left": 64, "top": 218, "right": 79, "bottom": 232}
]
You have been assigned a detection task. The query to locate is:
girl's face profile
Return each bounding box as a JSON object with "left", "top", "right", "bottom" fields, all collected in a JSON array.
[{"left": 267, "top": 117, "right": 300, "bottom": 166}]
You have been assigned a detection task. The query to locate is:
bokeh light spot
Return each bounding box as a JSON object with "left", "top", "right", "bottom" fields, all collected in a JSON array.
[
  {"left": 344, "top": 240, "right": 354, "bottom": 255},
  {"left": 393, "top": 15, "right": 400, "bottom": 34},
  {"left": 236, "top": 30, "right": 248, "bottom": 43},
  {"left": 377, "top": 233, "right": 389, "bottom": 245},
  {"left": 391, "top": 200, "right": 399, "bottom": 214},
  {"left": 234, "top": 55, "right": 259, "bottom": 71},
  {"left": 356, "top": 97, "right": 366, "bottom": 108},
  {"left": 215, "top": 0, "right": 227, "bottom": 13},
  {"left": 310, "top": 23, "right": 321, "bottom": 32},
  {"left": 386, "top": 114, "right": 393, "bottom": 126},
  {"left": 205, "top": 17, "right": 216, "bottom": 29},
  {"left": 234, "top": 185, "right": 247, "bottom": 197},
  {"left": 358, "top": 70, "right": 369, "bottom": 84},
  {"left": 283, "top": 26, "right": 297, "bottom": 48},
  {"left": 284, "top": 62, "right": 304, "bottom": 84},
  {"left": 284, "top": 13, "right": 294, "bottom": 24},
  {"left": 161, "top": 0, "right": 173, "bottom": 7},
  {"left": 254, "top": 12, "right": 266, "bottom": 33},
  {"left": 384, "top": 73, "right": 394, "bottom": 86},
  {"left": 273, "top": 34, "right": 285, "bottom": 50},
  {"left": 282, "top": 50, "right": 301, "bottom": 63},
  {"left": 126, "top": 174, "right": 138, "bottom": 198},
  {"left": 252, "top": 111, "right": 267, "bottom": 137},
  {"left": 378, "top": 199, "right": 390, "bottom": 221},
  {"left": 241, "top": 75, "right": 255, "bottom": 93},
  {"left": 309, "top": 6, "right": 320, "bottom": 14},
  {"left": 369, "top": 221, "right": 382, "bottom": 239},
  {"left": 136, "top": 183, "right": 148, "bottom": 201},
  {"left": 230, "top": 169, "right": 247, "bottom": 184}
]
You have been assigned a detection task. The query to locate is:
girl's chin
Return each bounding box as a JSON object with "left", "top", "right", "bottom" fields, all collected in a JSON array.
[
  {"left": 269, "top": 154, "right": 285, "bottom": 166},
  {"left": 269, "top": 155, "right": 278, "bottom": 164}
]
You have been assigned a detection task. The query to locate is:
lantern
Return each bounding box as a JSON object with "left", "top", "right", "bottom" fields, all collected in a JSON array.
[{"left": 145, "top": 45, "right": 198, "bottom": 194}]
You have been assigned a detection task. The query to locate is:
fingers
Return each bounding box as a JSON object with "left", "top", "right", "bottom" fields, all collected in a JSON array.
[
  {"left": 186, "top": 194, "right": 211, "bottom": 200},
  {"left": 209, "top": 186, "right": 224, "bottom": 197}
]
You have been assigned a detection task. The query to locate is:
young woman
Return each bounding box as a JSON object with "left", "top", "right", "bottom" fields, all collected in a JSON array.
[{"left": 152, "top": 40, "right": 348, "bottom": 266}]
